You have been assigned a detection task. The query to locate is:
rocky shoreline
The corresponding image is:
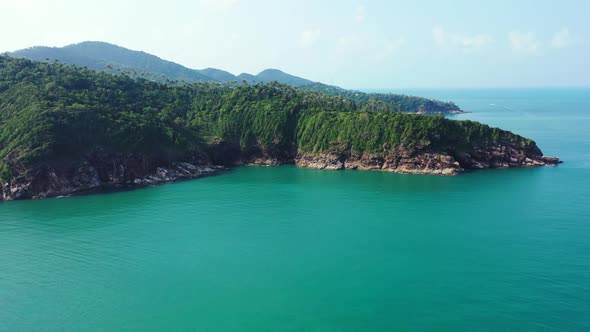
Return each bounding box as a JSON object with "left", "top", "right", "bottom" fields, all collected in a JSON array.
[
  {"left": 294, "top": 143, "right": 560, "bottom": 175},
  {"left": 418, "top": 109, "right": 467, "bottom": 115},
  {"left": 0, "top": 142, "right": 560, "bottom": 201},
  {"left": 1, "top": 156, "right": 224, "bottom": 201}
]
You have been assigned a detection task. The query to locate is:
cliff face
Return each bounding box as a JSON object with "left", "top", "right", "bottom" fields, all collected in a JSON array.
[
  {"left": 0, "top": 141, "right": 559, "bottom": 201},
  {"left": 0, "top": 138, "right": 561, "bottom": 201},
  {"left": 294, "top": 141, "right": 560, "bottom": 175},
  {"left": 1, "top": 154, "right": 221, "bottom": 201},
  {"left": 296, "top": 150, "right": 461, "bottom": 175}
]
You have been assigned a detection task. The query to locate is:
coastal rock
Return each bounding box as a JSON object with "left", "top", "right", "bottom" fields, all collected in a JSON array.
[
  {"left": 295, "top": 141, "right": 559, "bottom": 176},
  {"left": 247, "top": 158, "right": 283, "bottom": 166},
  {"left": 296, "top": 148, "right": 462, "bottom": 175},
  {"left": 296, "top": 153, "right": 344, "bottom": 170},
  {"left": 454, "top": 143, "right": 560, "bottom": 170},
  {"left": 1, "top": 156, "right": 222, "bottom": 201},
  {"left": 0, "top": 141, "right": 559, "bottom": 201}
]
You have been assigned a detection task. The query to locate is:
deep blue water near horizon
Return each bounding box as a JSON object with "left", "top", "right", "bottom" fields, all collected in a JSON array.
[{"left": 1, "top": 88, "right": 589, "bottom": 331}]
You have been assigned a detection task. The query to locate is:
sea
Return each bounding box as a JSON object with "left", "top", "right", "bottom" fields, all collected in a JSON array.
[{"left": 1, "top": 88, "right": 589, "bottom": 331}]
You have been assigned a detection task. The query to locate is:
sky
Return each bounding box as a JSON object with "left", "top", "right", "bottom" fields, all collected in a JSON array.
[{"left": 1, "top": 0, "right": 589, "bottom": 89}]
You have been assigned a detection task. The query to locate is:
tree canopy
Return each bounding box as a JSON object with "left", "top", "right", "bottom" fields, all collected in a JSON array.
[{"left": 0, "top": 56, "right": 532, "bottom": 181}]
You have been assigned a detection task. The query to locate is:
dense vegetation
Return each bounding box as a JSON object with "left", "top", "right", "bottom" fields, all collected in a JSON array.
[
  {"left": 0, "top": 56, "right": 529, "bottom": 181},
  {"left": 10, "top": 41, "right": 461, "bottom": 113},
  {"left": 10, "top": 41, "right": 214, "bottom": 82},
  {"left": 302, "top": 83, "right": 461, "bottom": 114}
]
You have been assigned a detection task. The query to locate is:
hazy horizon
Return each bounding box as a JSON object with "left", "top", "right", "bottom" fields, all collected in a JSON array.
[{"left": 2, "top": 0, "right": 588, "bottom": 89}]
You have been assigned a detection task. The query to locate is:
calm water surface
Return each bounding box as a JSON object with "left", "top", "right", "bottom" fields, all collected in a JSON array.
[{"left": 1, "top": 89, "right": 589, "bottom": 331}]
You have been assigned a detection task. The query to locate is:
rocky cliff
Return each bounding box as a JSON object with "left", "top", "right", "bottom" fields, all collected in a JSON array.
[
  {"left": 1, "top": 154, "right": 222, "bottom": 201},
  {"left": 0, "top": 141, "right": 559, "bottom": 201},
  {"left": 0, "top": 137, "right": 561, "bottom": 201},
  {"left": 295, "top": 141, "right": 560, "bottom": 175}
]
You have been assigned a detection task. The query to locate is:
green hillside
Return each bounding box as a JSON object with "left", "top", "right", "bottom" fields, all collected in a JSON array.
[
  {"left": 0, "top": 56, "right": 533, "bottom": 182},
  {"left": 9, "top": 42, "right": 462, "bottom": 114}
]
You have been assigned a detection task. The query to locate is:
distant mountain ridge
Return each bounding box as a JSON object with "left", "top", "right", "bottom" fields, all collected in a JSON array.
[
  {"left": 10, "top": 41, "right": 213, "bottom": 82},
  {"left": 8, "top": 41, "right": 463, "bottom": 114},
  {"left": 9, "top": 41, "right": 321, "bottom": 87}
]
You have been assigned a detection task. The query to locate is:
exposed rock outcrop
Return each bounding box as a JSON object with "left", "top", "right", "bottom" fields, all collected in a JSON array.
[
  {"left": 0, "top": 141, "right": 560, "bottom": 201},
  {"left": 452, "top": 143, "right": 560, "bottom": 169},
  {"left": 295, "top": 142, "right": 559, "bottom": 176},
  {"left": 1, "top": 155, "right": 222, "bottom": 201}
]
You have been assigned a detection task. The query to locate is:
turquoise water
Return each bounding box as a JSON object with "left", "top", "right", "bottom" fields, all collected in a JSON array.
[{"left": 1, "top": 89, "right": 589, "bottom": 331}]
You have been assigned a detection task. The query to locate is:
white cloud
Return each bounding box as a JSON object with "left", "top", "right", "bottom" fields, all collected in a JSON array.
[
  {"left": 374, "top": 37, "right": 406, "bottom": 61},
  {"left": 432, "top": 26, "right": 492, "bottom": 49},
  {"left": 451, "top": 34, "right": 493, "bottom": 47},
  {"left": 199, "top": 0, "right": 239, "bottom": 10},
  {"left": 551, "top": 28, "right": 571, "bottom": 48},
  {"left": 300, "top": 29, "right": 321, "bottom": 48},
  {"left": 509, "top": 31, "right": 539, "bottom": 54},
  {"left": 432, "top": 26, "right": 446, "bottom": 47},
  {"left": 338, "top": 33, "right": 364, "bottom": 49},
  {"left": 355, "top": 5, "right": 367, "bottom": 23}
]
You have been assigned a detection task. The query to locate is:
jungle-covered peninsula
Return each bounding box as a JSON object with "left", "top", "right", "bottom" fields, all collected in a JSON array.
[{"left": 0, "top": 56, "right": 559, "bottom": 200}]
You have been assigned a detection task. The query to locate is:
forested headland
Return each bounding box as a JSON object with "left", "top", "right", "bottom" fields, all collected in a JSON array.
[
  {"left": 0, "top": 56, "right": 558, "bottom": 200},
  {"left": 9, "top": 41, "right": 463, "bottom": 114}
]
